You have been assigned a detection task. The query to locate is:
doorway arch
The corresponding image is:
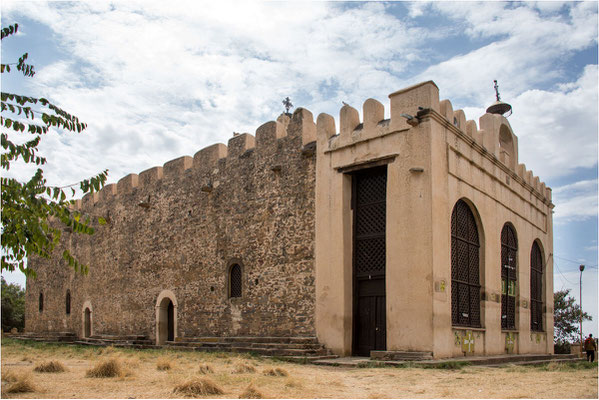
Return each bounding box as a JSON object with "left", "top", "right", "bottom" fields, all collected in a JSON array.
[
  {"left": 81, "top": 301, "right": 93, "bottom": 338},
  {"left": 155, "top": 290, "right": 178, "bottom": 345}
]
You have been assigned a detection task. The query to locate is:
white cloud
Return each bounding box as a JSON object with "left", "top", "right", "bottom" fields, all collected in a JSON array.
[
  {"left": 409, "top": 2, "right": 597, "bottom": 105},
  {"left": 552, "top": 179, "right": 598, "bottom": 222},
  {"left": 510, "top": 65, "right": 598, "bottom": 179},
  {"left": 1, "top": 1, "right": 596, "bottom": 188},
  {"left": 2, "top": 1, "right": 433, "bottom": 188}
]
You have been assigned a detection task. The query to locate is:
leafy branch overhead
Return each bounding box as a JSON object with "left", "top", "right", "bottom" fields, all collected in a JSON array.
[
  {"left": 1, "top": 25, "right": 35, "bottom": 78},
  {"left": 1, "top": 23, "right": 108, "bottom": 277}
]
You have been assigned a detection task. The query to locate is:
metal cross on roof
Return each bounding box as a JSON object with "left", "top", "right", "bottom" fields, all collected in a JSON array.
[
  {"left": 282, "top": 97, "right": 293, "bottom": 114},
  {"left": 494, "top": 80, "right": 501, "bottom": 101}
]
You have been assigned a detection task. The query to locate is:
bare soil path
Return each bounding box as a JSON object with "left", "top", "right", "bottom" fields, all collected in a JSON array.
[{"left": 1, "top": 338, "right": 597, "bottom": 399}]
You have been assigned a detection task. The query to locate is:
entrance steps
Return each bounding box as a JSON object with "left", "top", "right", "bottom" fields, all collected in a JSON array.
[
  {"left": 8, "top": 332, "right": 77, "bottom": 343},
  {"left": 73, "top": 334, "right": 154, "bottom": 347},
  {"left": 371, "top": 350, "right": 433, "bottom": 361},
  {"left": 164, "top": 336, "right": 337, "bottom": 359},
  {"left": 313, "top": 353, "right": 584, "bottom": 368}
]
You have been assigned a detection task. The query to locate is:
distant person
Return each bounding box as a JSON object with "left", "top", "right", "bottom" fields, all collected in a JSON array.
[{"left": 584, "top": 333, "right": 596, "bottom": 362}]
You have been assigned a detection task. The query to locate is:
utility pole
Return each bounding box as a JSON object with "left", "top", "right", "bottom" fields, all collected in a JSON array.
[{"left": 579, "top": 264, "right": 585, "bottom": 355}]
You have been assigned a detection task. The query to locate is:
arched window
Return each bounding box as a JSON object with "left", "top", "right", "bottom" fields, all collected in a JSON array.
[
  {"left": 451, "top": 200, "right": 481, "bottom": 327},
  {"left": 66, "top": 290, "right": 71, "bottom": 315},
  {"left": 229, "top": 264, "right": 242, "bottom": 298},
  {"left": 530, "top": 241, "right": 544, "bottom": 332},
  {"left": 501, "top": 224, "right": 517, "bottom": 330},
  {"left": 39, "top": 293, "right": 44, "bottom": 312}
]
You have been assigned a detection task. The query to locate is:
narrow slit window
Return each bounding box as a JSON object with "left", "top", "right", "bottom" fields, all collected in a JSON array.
[
  {"left": 501, "top": 224, "right": 517, "bottom": 330},
  {"left": 66, "top": 290, "right": 71, "bottom": 315},
  {"left": 39, "top": 293, "right": 44, "bottom": 312},
  {"left": 230, "top": 264, "right": 242, "bottom": 298},
  {"left": 530, "top": 242, "right": 544, "bottom": 332}
]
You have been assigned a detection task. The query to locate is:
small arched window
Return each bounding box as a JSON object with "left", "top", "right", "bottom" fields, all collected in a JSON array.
[
  {"left": 451, "top": 199, "right": 481, "bottom": 327},
  {"left": 229, "top": 264, "right": 242, "bottom": 298},
  {"left": 66, "top": 290, "right": 71, "bottom": 315},
  {"left": 501, "top": 224, "right": 518, "bottom": 330},
  {"left": 530, "top": 241, "right": 544, "bottom": 332},
  {"left": 39, "top": 293, "right": 44, "bottom": 312}
]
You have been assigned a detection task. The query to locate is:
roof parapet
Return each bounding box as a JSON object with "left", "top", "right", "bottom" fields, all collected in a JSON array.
[
  {"left": 163, "top": 156, "right": 192, "bottom": 178},
  {"left": 193, "top": 143, "right": 227, "bottom": 172},
  {"left": 99, "top": 183, "right": 116, "bottom": 201},
  {"left": 139, "top": 166, "right": 164, "bottom": 186},
  {"left": 228, "top": 133, "right": 255, "bottom": 158},
  {"left": 117, "top": 173, "right": 138, "bottom": 195}
]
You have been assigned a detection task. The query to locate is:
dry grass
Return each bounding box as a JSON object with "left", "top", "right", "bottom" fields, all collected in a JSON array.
[
  {"left": 239, "top": 384, "right": 264, "bottom": 399},
  {"left": 33, "top": 360, "right": 67, "bottom": 373},
  {"left": 198, "top": 363, "right": 214, "bottom": 374},
  {"left": 85, "top": 358, "right": 124, "bottom": 378},
  {"left": 3, "top": 373, "right": 37, "bottom": 394},
  {"left": 156, "top": 357, "right": 172, "bottom": 371},
  {"left": 173, "top": 377, "right": 224, "bottom": 397},
  {"left": 263, "top": 367, "right": 288, "bottom": 377},
  {"left": 2, "top": 369, "right": 18, "bottom": 383},
  {"left": 1, "top": 338, "right": 597, "bottom": 399},
  {"left": 232, "top": 362, "right": 256, "bottom": 374}
]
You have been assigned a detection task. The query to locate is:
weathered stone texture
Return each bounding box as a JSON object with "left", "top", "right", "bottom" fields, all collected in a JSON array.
[{"left": 25, "top": 111, "right": 317, "bottom": 340}]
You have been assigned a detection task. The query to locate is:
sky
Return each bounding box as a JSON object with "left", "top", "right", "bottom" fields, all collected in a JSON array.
[{"left": 1, "top": 1, "right": 597, "bottom": 337}]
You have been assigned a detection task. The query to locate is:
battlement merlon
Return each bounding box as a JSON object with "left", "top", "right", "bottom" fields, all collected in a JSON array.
[
  {"left": 73, "top": 106, "right": 316, "bottom": 212},
  {"left": 315, "top": 80, "right": 551, "bottom": 204},
  {"left": 69, "top": 81, "right": 551, "bottom": 212}
]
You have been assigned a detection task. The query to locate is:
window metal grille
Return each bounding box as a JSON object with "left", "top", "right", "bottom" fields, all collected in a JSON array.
[
  {"left": 451, "top": 200, "right": 481, "bottom": 327},
  {"left": 530, "top": 242, "right": 544, "bottom": 331},
  {"left": 66, "top": 290, "right": 71, "bottom": 315},
  {"left": 354, "top": 168, "right": 386, "bottom": 279},
  {"left": 501, "top": 224, "right": 518, "bottom": 330},
  {"left": 230, "top": 264, "right": 242, "bottom": 298}
]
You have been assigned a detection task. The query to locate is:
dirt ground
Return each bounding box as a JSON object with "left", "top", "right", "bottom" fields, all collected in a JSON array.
[{"left": 1, "top": 338, "right": 597, "bottom": 399}]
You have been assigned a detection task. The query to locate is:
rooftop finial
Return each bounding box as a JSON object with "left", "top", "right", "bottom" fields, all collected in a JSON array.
[
  {"left": 486, "top": 80, "right": 512, "bottom": 117},
  {"left": 493, "top": 79, "right": 501, "bottom": 101},
  {"left": 282, "top": 97, "right": 293, "bottom": 115}
]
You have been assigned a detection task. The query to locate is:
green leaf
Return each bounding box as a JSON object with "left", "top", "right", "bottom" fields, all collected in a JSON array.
[{"left": 98, "top": 216, "right": 106, "bottom": 225}]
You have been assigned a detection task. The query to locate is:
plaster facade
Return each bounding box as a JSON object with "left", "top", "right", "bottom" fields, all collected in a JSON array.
[{"left": 25, "top": 81, "right": 554, "bottom": 358}]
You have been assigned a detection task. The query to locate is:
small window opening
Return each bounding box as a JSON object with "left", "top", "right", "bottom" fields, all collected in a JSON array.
[
  {"left": 210, "top": 286, "right": 215, "bottom": 292},
  {"left": 66, "top": 290, "right": 71, "bottom": 315},
  {"left": 230, "top": 264, "right": 242, "bottom": 298},
  {"left": 39, "top": 293, "right": 44, "bottom": 312}
]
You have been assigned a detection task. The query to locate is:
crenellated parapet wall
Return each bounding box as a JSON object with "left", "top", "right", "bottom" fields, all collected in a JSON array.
[
  {"left": 313, "top": 80, "right": 551, "bottom": 207},
  {"left": 72, "top": 108, "right": 317, "bottom": 215}
]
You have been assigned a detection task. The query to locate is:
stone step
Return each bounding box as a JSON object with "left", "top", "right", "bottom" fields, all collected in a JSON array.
[
  {"left": 229, "top": 346, "right": 330, "bottom": 357},
  {"left": 73, "top": 340, "right": 106, "bottom": 346},
  {"left": 178, "top": 336, "right": 320, "bottom": 345},
  {"left": 484, "top": 356, "right": 586, "bottom": 368},
  {"left": 162, "top": 343, "right": 331, "bottom": 357},
  {"left": 11, "top": 334, "right": 333, "bottom": 359},
  {"left": 228, "top": 342, "right": 324, "bottom": 350},
  {"left": 371, "top": 351, "right": 433, "bottom": 361},
  {"left": 90, "top": 334, "right": 149, "bottom": 341},
  {"left": 168, "top": 341, "right": 232, "bottom": 348},
  {"left": 266, "top": 354, "right": 340, "bottom": 363}
]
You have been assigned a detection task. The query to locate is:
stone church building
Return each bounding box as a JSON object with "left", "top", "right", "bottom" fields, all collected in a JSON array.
[{"left": 25, "top": 81, "right": 554, "bottom": 359}]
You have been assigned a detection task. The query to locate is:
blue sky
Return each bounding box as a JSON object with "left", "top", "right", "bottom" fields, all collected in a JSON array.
[{"left": 1, "top": 1, "right": 597, "bottom": 336}]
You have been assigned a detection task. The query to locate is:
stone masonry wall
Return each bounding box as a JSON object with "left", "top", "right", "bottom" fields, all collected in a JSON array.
[{"left": 25, "top": 108, "right": 318, "bottom": 339}]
